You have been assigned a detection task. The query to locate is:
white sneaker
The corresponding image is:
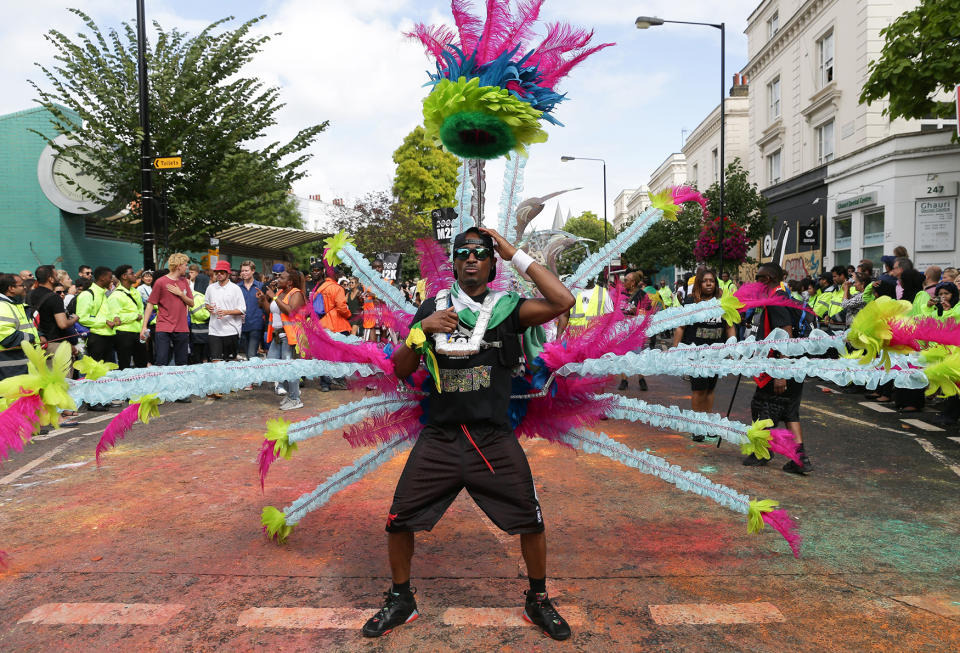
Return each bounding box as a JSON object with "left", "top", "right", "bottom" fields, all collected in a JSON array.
[
  {"left": 280, "top": 399, "right": 303, "bottom": 411},
  {"left": 275, "top": 383, "right": 287, "bottom": 396}
]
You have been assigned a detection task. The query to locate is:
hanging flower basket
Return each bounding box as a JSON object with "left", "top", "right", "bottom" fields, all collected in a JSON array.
[{"left": 693, "top": 216, "right": 749, "bottom": 264}]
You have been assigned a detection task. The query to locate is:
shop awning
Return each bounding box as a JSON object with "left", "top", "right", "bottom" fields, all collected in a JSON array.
[{"left": 215, "top": 223, "right": 327, "bottom": 251}]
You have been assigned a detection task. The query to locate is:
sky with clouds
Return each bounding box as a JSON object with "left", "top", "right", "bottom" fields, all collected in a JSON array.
[{"left": 4, "top": 0, "right": 762, "bottom": 231}]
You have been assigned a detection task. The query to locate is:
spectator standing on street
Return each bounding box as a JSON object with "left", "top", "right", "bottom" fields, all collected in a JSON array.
[
  {"left": 78, "top": 265, "right": 92, "bottom": 281},
  {"left": 742, "top": 262, "right": 812, "bottom": 474},
  {"left": 188, "top": 275, "right": 210, "bottom": 364},
  {"left": 316, "top": 262, "right": 352, "bottom": 392},
  {"left": 617, "top": 271, "right": 648, "bottom": 392},
  {"left": 142, "top": 253, "right": 193, "bottom": 372},
  {"left": 672, "top": 268, "right": 736, "bottom": 440},
  {"left": 205, "top": 260, "right": 245, "bottom": 363},
  {"left": 30, "top": 265, "right": 78, "bottom": 356},
  {"left": 261, "top": 269, "right": 305, "bottom": 410},
  {"left": 237, "top": 260, "right": 265, "bottom": 361},
  {"left": 307, "top": 261, "right": 324, "bottom": 297},
  {"left": 137, "top": 270, "right": 154, "bottom": 304},
  {"left": 77, "top": 266, "right": 118, "bottom": 369},
  {"left": 347, "top": 277, "right": 364, "bottom": 336},
  {"left": 0, "top": 273, "right": 39, "bottom": 380},
  {"left": 109, "top": 264, "right": 148, "bottom": 370}
]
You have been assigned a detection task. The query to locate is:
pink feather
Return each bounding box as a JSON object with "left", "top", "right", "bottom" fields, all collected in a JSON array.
[
  {"left": 516, "top": 376, "right": 611, "bottom": 443},
  {"left": 0, "top": 394, "right": 44, "bottom": 463},
  {"left": 761, "top": 508, "right": 802, "bottom": 558},
  {"left": 345, "top": 372, "right": 403, "bottom": 395},
  {"left": 451, "top": 0, "right": 483, "bottom": 54},
  {"left": 671, "top": 185, "right": 709, "bottom": 216},
  {"left": 343, "top": 404, "right": 423, "bottom": 448},
  {"left": 407, "top": 23, "right": 459, "bottom": 63},
  {"left": 488, "top": 254, "right": 513, "bottom": 291},
  {"left": 734, "top": 282, "right": 815, "bottom": 314},
  {"left": 416, "top": 238, "right": 454, "bottom": 296},
  {"left": 768, "top": 428, "right": 802, "bottom": 465},
  {"left": 889, "top": 316, "right": 960, "bottom": 350},
  {"left": 477, "top": 0, "right": 513, "bottom": 62},
  {"left": 95, "top": 403, "right": 141, "bottom": 466},
  {"left": 257, "top": 439, "right": 278, "bottom": 492},
  {"left": 373, "top": 304, "right": 414, "bottom": 339},
  {"left": 300, "top": 317, "right": 394, "bottom": 375}
]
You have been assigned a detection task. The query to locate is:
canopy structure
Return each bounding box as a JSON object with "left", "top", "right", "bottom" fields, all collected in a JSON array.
[{"left": 215, "top": 223, "right": 327, "bottom": 260}]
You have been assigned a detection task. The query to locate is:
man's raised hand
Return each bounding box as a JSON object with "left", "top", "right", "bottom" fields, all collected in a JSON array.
[
  {"left": 478, "top": 227, "right": 516, "bottom": 261},
  {"left": 421, "top": 307, "right": 459, "bottom": 334}
]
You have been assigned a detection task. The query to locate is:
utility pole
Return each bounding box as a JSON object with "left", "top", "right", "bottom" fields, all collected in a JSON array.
[{"left": 137, "top": 0, "right": 156, "bottom": 271}]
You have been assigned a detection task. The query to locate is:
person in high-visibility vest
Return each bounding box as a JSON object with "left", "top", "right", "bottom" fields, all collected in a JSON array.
[
  {"left": 188, "top": 287, "right": 211, "bottom": 364},
  {"left": 109, "top": 264, "right": 148, "bottom": 369},
  {"left": 568, "top": 279, "right": 611, "bottom": 328},
  {"left": 719, "top": 271, "right": 737, "bottom": 297},
  {"left": 657, "top": 280, "right": 678, "bottom": 308},
  {"left": 0, "top": 273, "right": 39, "bottom": 380},
  {"left": 76, "top": 266, "right": 118, "bottom": 367}
]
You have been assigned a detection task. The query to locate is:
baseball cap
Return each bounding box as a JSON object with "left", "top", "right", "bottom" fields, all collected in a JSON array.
[{"left": 271, "top": 263, "right": 286, "bottom": 274}]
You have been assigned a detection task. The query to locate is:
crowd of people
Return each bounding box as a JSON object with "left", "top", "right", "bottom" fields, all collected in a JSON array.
[{"left": 0, "top": 253, "right": 413, "bottom": 419}]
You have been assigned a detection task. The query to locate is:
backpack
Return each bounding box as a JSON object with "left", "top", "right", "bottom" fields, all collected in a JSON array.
[
  {"left": 794, "top": 306, "right": 816, "bottom": 338},
  {"left": 311, "top": 284, "right": 328, "bottom": 319}
]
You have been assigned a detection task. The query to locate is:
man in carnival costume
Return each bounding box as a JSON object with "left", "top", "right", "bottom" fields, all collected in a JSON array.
[{"left": 362, "top": 226, "right": 576, "bottom": 640}]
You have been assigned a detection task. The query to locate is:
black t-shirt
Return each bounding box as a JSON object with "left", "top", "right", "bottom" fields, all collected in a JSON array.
[
  {"left": 29, "top": 286, "right": 68, "bottom": 341},
  {"left": 750, "top": 294, "right": 802, "bottom": 395},
  {"left": 413, "top": 293, "right": 525, "bottom": 428},
  {"left": 680, "top": 296, "right": 726, "bottom": 345}
]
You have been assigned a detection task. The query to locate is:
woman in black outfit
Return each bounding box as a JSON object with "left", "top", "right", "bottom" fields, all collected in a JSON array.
[
  {"left": 672, "top": 267, "right": 737, "bottom": 440},
  {"left": 346, "top": 277, "right": 364, "bottom": 336}
]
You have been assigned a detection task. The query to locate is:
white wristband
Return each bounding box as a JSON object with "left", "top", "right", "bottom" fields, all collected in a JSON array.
[{"left": 511, "top": 249, "right": 534, "bottom": 275}]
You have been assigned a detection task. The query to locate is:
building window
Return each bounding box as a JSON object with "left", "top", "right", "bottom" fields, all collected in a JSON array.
[
  {"left": 818, "top": 30, "right": 834, "bottom": 87},
  {"left": 816, "top": 120, "right": 834, "bottom": 164},
  {"left": 712, "top": 148, "right": 719, "bottom": 182},
  {"left": 691, "top": 163, "right": 698, "bottom": 187},
  {"left": 834, "top": 216, "right": 851, "bottom": 267},
  {"left": 767, "top": 149, "right": 782, "bottom": 185},
  {"left": 767, "top": 76, "right": 781, "bottom": 122},
  {"left": 767, "top": 11, "right": 779, "bottom": 39},
  {"left": 862, "top": 209, "right": 885, "bottom": 264}
]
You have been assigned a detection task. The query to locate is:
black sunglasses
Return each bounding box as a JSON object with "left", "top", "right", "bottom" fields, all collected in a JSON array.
[
  {"left": 454, "top": 246, "right": 491, "bottom": 261},
  {"left": 55, "top": 290, "right": 66, "bottom": 295},
  {"left": 755, "top": 273, "right": 771, "bottom": 281}
]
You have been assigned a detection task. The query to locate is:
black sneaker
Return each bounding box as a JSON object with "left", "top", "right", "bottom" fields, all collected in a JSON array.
[
  {"left": 617, "top": 379, "right": 628, "bottom": 391},
  {"left": 782, "top": 451, "right": 813, "bottom": 474},
  {"left": 638, "top": 377, "right": 648, "bottom": 391},
  {"left": 523, "top": 590, "right": 571, "bottom": 641},
  {"left": 691, "top": 434, "right": 706, "bottom": 442},
  {"left": 742, "top": 453, "right": 768, "bottom": 466},
  {"left": 362, "top": 589, "right": 419, "bottom": 638}
]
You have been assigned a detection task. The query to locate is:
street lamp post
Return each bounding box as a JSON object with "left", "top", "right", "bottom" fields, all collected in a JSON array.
[
  {"left": 636, "top": 16, "right": 726, "bottom": 272},
  {"left": 136, "top": 0, "right": 156, "bottom": 272},
  {"left": 561, "top": 156, "right": 608, "bottom": 277}
]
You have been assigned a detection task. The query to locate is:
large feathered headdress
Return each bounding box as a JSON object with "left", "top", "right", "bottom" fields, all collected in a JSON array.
[{"left": 408, "top": 0, "right": 613, "bottom": 159}]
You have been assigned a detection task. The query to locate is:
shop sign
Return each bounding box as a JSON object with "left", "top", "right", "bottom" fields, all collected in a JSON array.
[
  {"left": 915, "top": 198, "right": 956, "bottom": 253},
  {"left": 836, "top": 192, "right": 877, "bottom": 213}
]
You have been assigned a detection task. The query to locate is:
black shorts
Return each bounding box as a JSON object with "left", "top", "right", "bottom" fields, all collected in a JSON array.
[
  {"left": 690, "top": 375, "right": 719, "bottom": 392},
  {"left": 751, "top": 384, "right": 803, "bottom": 425},
  {"left": 207, "top": 334, "right": 238, "bottom": 361},
  {"left": 386, "top": 424, "right": 544, "bottom": 535}
]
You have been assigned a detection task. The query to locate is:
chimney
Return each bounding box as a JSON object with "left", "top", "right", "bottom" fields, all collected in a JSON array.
[{"left": 730, "top": 73, "right": 749, "bottom": 97}]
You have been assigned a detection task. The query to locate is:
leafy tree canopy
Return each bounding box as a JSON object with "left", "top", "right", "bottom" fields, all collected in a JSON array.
[
  {"left": 860, "top": 0, "right": 960, "bottom": 123},
  {"left": 392, "top": 125, "right": 460, "bottom": 230},
  {"left": 30, "top": 9, "right": 328, "bottom": 253},
  {"left": 702, "top": 158, "right": 770, "bottom": 250}
]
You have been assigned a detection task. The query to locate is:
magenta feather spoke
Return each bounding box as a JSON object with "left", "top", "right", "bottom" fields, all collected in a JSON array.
[
  {"left": 342, "top": 405, "right": 423, "bottom": 448},
  {"left": 416, "top": 238, "right": 454, "bottom": 296},
  {"left": 95, "top": 403, "right": 141, "bottom": 466},
  {"left": 0, "top": 394, "right": 44, "bottom": 462}
]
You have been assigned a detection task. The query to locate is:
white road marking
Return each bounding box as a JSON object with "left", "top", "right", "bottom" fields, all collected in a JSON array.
[
  {"left": 236, "top": 607, "right": 368, "bottom": 629},
  {"left": 80, "top": 413, "right": 116, "bottom": 424},
  {"left": 648, "top": 602, "right": 785, "bottom": 625},
  {"left": 949, "top": 437, "right": 960, "bottom": 445},
  {"left": 805, "top": 404, "right": 960, "bottom": 478},
  {"left": 858, "top": 401, "right": 895, "bottom": 413},
  {"left": 18, "top": 602, "right": 185, "bottom": 625},
  {"left": 0, "top": 438, "right": 83, "bottom": 485},
  {"left": 31, "top": 428, "right": 74, "bottom": 441},
  {"left": 900, "top": 418, "right": 944, "bottom": 432},
  {"left": 892, "top": 594, "right": 960, "bottom": 618}
]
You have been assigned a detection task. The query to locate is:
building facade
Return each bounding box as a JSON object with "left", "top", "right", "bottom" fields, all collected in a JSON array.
[
  {"left": 648, "top": 153, "right": 687, "bottom": 195},
  {"left": 682, "top": 76, "right": 751, "bottom": 191}
]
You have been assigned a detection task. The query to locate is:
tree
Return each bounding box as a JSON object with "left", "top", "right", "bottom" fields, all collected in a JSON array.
[
  {"left": 620, "top": 204, "right": 702, "bottom": 272},
  {"left": 860, "top": 0, "right": 960, "bottom": 124},
  {"left": 702, "top": 158, "right": 770, "bottom": 251},
  {"left": 559, "top": 211, "right": 613, "bottom": 275},
  {"left": 392, "top": 126, "right": 460, "bottom": 230},
  {"left": 30, "top": 10, "right": 328, "bottom": 252}
]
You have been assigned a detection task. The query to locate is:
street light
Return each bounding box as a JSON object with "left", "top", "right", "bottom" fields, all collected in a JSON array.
[
  {"left": 136, "top": 0, "right": 156, "bottom": 271},
  {"left": 636, "top": 15, "right": 726, "bottom": 272},
  {"left": 561, "top": 155, "right": 608, "bottom": 276}
]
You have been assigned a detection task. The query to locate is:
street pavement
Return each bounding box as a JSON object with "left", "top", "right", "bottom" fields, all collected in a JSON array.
[{"left": 1, "top": 373, "right": 958, "bottom": 652}]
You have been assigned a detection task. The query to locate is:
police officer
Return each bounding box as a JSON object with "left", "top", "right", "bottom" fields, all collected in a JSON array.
[{"left": 0, "top": 273, "right": 40, "bottom": 380}]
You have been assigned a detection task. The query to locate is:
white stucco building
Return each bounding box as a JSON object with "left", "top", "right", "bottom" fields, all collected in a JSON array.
[
  {"left": 613, "top": 186, "right": 651, "bottom": 232},
  {"left": 295, "top": 194, "right": 354, "bottom": 234},
  {"left": 683, "top": 75, "right": 751, "bottom": 191},
  {"left": 648, "top": 153, "right": 687, "bottom": 195}
]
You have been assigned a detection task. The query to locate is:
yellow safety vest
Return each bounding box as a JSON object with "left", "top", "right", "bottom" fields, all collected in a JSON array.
[
  {"left": 0, "top": 300, "right": 38, "bottom": 351},
  {"left": 569, "top": 286, "right": 609, "bottom": 327},
  {"left": 109, "top": 286, "right": 145, "bottom": 333},
  {"left": 76, "top": 284, "right": 115, "bottom": 336},
  {"left": 189, "top": 292, "right": 210, "bottom": 336}
]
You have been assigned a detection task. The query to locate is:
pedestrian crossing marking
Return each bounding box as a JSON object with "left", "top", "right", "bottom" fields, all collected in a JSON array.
[
  {"left": 900, "top": 418, "right": 944, "bottom": 432},
  {"left": 0, "top": 438, "right": 83, "bottom": 485},
  {"left": 648, "top": 602, "right": 785, "bottom": 625},
  {"left": 236, "top": 607, "right": 368, "bottom": 629},
  {"left": 18, "top": 602, "right": 185, "bottom": 625},
  {"left": 859, "top": 401, "right": 895, "bottom": 413},
  {"left": 442, "top": 606, "right": 586, "bottom": 627},
  {"left": 893, "top": 594, "right": 960, "bottom": 618}
]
